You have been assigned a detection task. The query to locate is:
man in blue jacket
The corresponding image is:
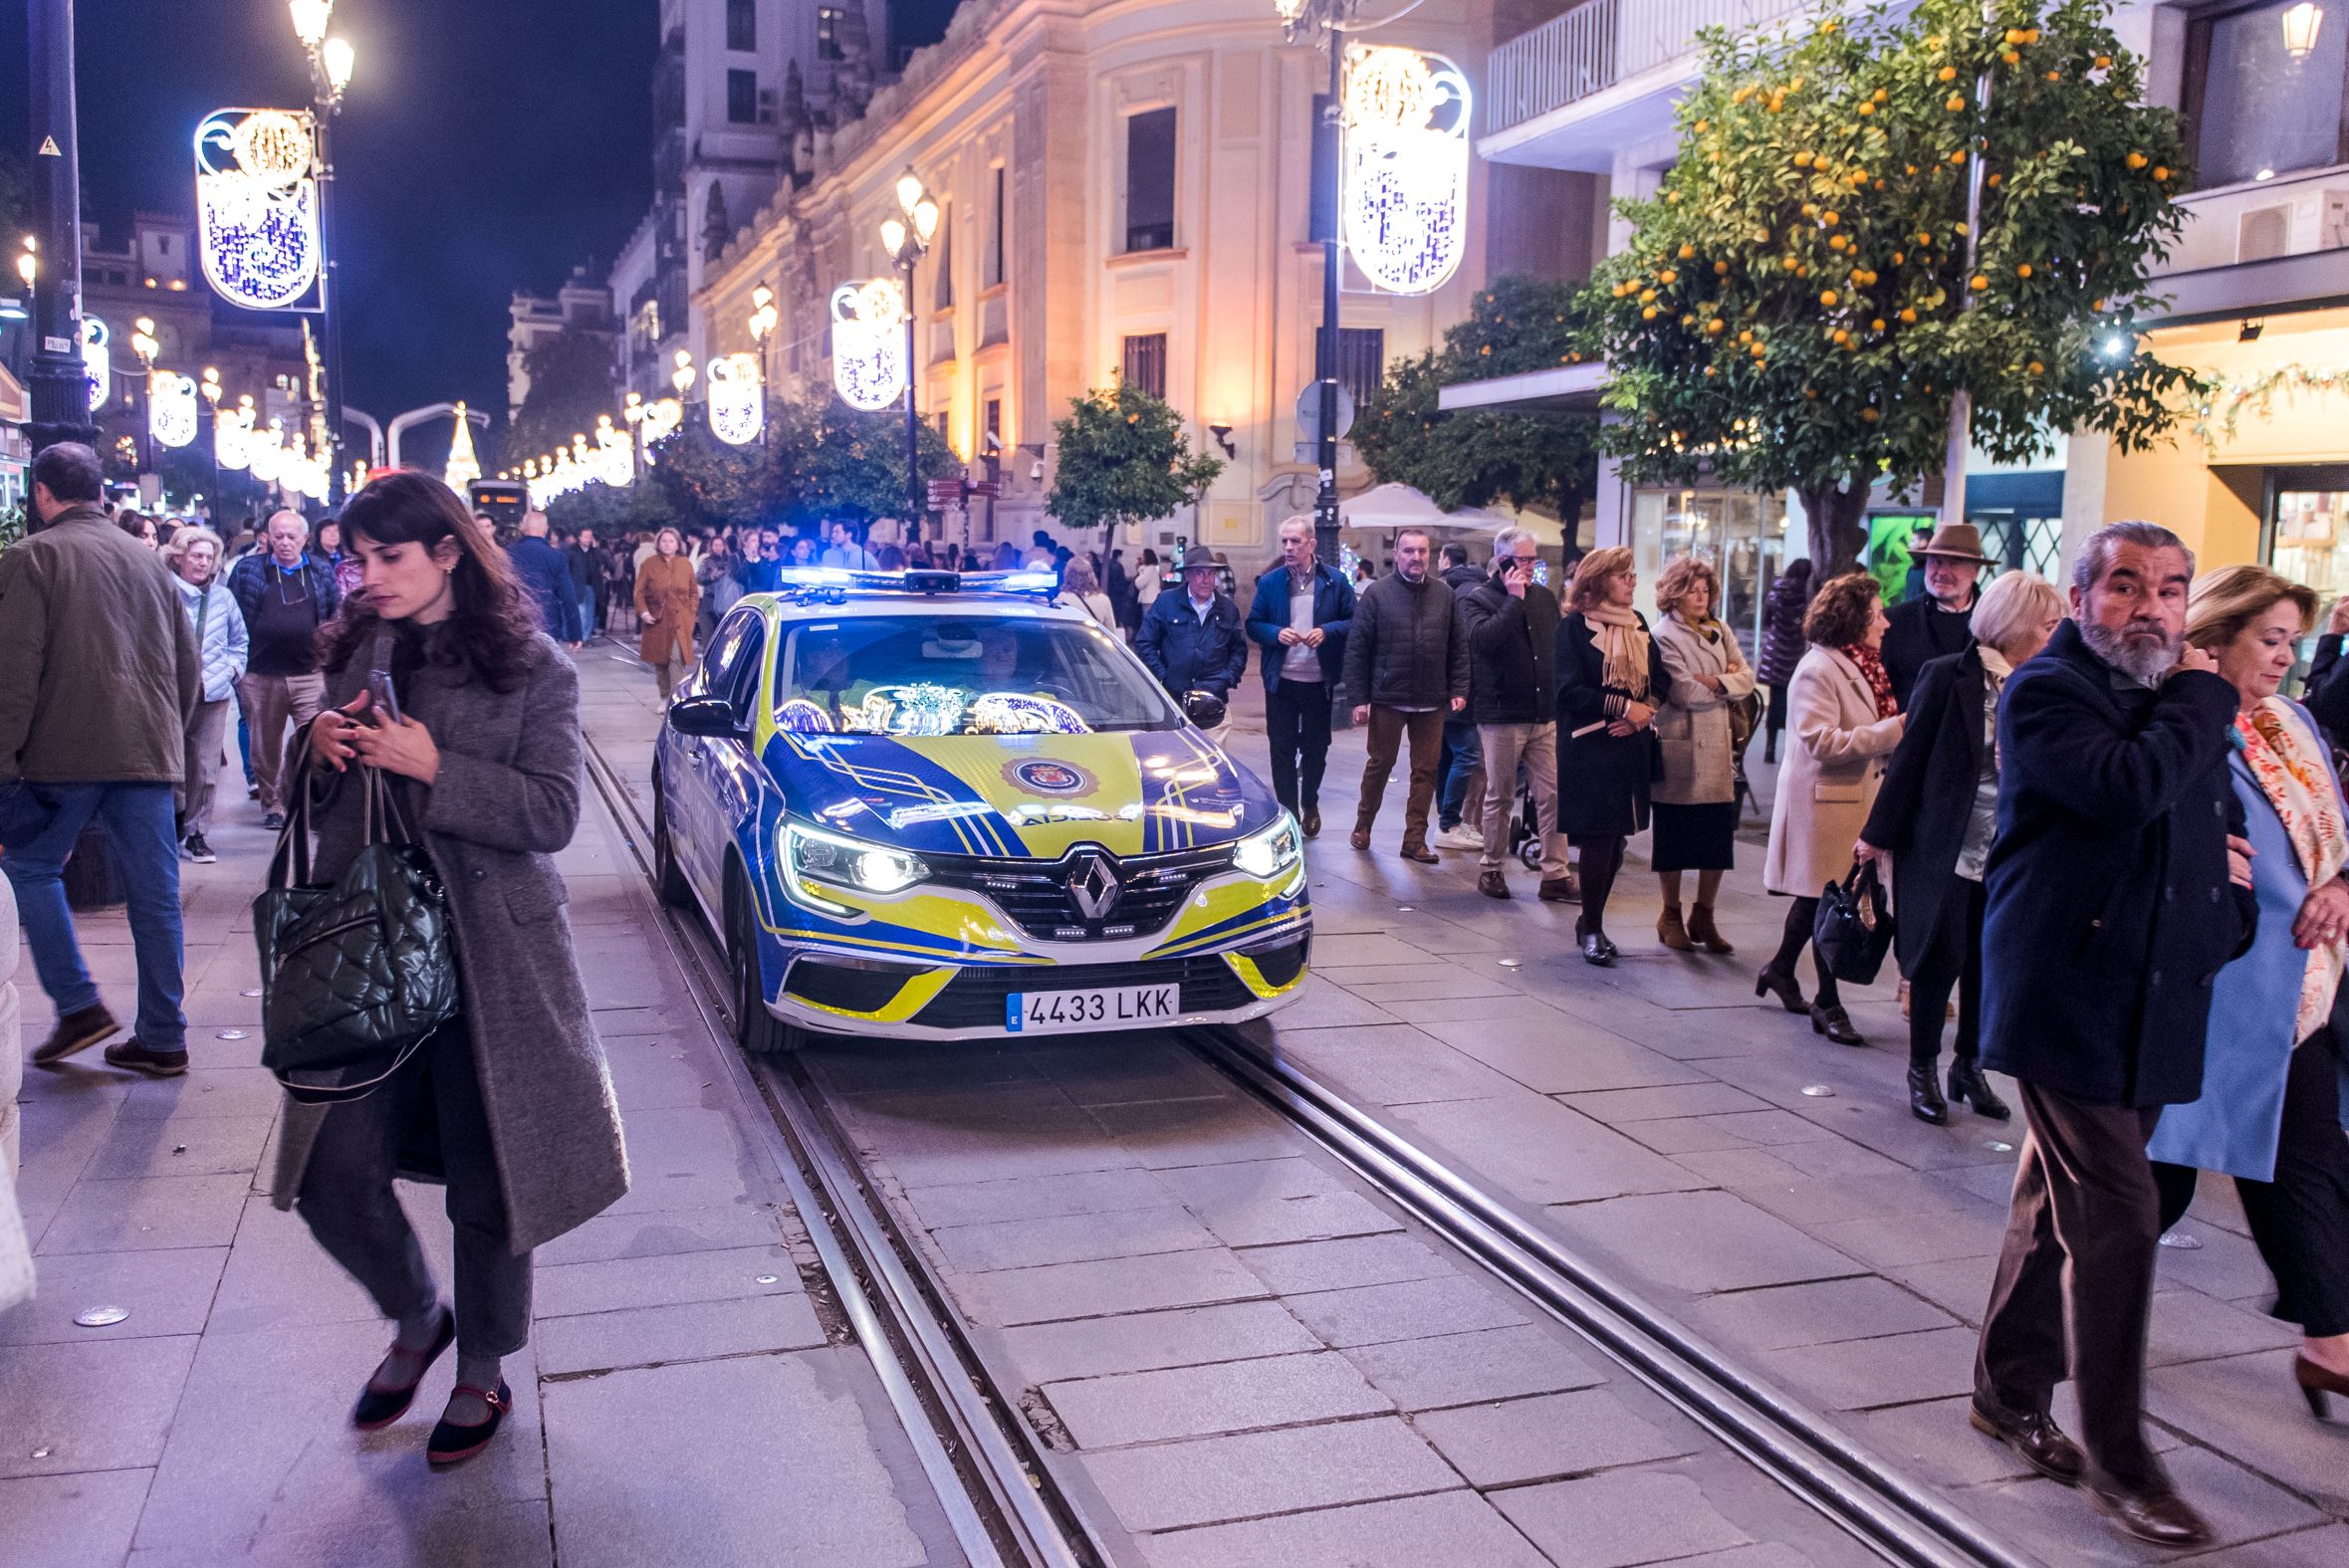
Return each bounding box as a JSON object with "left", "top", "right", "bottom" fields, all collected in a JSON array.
[
  {"left": 509, "top": 511, "right": 582, "bottom": 645},
  {"left": 1245, "top": 516, "right": 1352, "bottom": 837},
  {"left": 1971, "top": 522, "right": 2254, "bottom": 1550},
  {"left": 1137, "top": 555, "right": 1247, "bottom": 740}
]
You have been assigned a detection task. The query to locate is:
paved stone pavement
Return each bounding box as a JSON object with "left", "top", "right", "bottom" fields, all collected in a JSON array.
[{"left": 0, "top": 690, "right": 967, "bottom": 1567}]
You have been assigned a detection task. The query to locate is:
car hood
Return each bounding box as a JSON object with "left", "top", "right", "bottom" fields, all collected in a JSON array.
[{"left": 763, "top": 729, "right": 1279, "bottom": 859}]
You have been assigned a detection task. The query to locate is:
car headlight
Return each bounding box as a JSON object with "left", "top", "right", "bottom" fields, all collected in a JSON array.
[
  {"left": 782, "top": 820, "right": 929, "bottom": 913},
  {"left": 1232, "top": 814, "right": 1303, "bottom": 880}
]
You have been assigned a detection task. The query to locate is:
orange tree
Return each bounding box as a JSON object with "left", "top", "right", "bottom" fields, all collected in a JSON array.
[{"left": 1590, "top": 0, "right": 2199, "bottom": 573}]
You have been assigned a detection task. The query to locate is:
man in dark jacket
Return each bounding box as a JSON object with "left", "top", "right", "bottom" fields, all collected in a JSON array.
[
  {"left": 1459, "top": 528, "right": 1573, "bottom": 901},
  {"left": 227, "top": 508, "right": 341, "bottom": 829},
  {"left": 1245, "top": 516, "right": 1354, "bottom": 837},
  {"left": 510, "top": 510, "right": 583, "bottom": 645},
  {"left": 1341, "top": 527, "right": 1469, "bottom": 860},
  {"left": 1883, "top": 522, "right": 1990, "bottom": 708},
  {"left": 1971, "top": 522, "right": 2251, "bottom": 1550},
  {"left": 1137, "top": 556, "right": 1247, "bottom": 738},
  {"left": 566, "top": 526, "right": 612, "bottom": 635},
  {"left": 0, "top": 443, "right": 203, "bottom": 1076},
  {"left": 1432, "top": 543, "right": 1488, "bottom": 846}
]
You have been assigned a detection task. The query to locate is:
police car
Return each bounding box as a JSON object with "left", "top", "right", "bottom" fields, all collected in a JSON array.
[{"left": 650, "top": 567, "right": 1311, "bottom": 1048}]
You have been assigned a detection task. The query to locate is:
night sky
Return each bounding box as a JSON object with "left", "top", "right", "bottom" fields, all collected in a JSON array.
[{"left": 2, "top": 0, "right": 655, "bottom": 474}]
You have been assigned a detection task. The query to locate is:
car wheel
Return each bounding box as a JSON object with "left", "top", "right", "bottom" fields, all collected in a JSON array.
[
  {"left": 652, "top": 784, "right": 692, "bottom": 909},
  {"left": 728, "top": 877, "right": 796, "bottom": 1055}
]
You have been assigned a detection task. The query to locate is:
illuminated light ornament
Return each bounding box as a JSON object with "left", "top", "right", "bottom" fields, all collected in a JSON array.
[
  {"left": 830, "top": 278, "right": 908, "bottom": 411},
  {"left": 194, "top": 108, "right": 323, "bottom": 311},
  {"left": 214, "top": 401, "right": 255, "bottom": 470},
  {"left": 81, "top": 318, "right": 111, "bottom": 412},
  {"left": 707, "top": 352, "right": 765, "bottom": 445},
  {"left": 148, "top": 370, "right": 199, "bottom": 449},
  {"left": 444, "top": 402, "right": 481, "bottom": 490},
  {"left": 593, "top": 416, "right": 633, "bottom": 486},
  {"left": 1340, "top": 47, "right": 1473, "bottom": 296},
  {"left": 637, "top": 395, "right": 683, "bottom": 461},
  {"left": 248, "top": 421, "right": 288, "bottom": 485}
]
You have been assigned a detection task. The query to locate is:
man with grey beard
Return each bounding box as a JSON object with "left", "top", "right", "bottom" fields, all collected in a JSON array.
[{"left": 1969, "top": 522, "right": 2255, "bottom": 1549}]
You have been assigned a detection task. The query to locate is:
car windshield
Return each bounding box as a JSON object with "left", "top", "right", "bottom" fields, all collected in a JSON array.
[{"left": 775, "top": 614, "right": 1179, "bottom": 736}]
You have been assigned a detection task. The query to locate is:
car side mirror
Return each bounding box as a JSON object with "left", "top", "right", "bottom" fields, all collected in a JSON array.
[
  {"left": 1182, "top": 690, "right": 1228, "bottom": 730},
  {"left": 668, "top": 695, "right": 742, "bottom": 739}
]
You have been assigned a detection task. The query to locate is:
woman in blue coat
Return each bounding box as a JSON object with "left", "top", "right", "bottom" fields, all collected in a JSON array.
[{"left": 2153, "top": 565, "right": 2349, "bottom": 1419}]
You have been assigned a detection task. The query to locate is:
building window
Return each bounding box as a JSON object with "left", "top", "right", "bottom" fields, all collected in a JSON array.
[
  {"left": 817, "top": 7, "right": 845, "bottom": 61},
  {"left": 985, "top": 165, "right": 1007, "bottom": 287},
  {"left": 1309, "top": 93, "right": 1338, "bottom": 243},
  {"left": 726, "top": 0, "right": 756, "bottom": 52},
  {"left": 726, "top": 69, "right": 759, "bottom": 124},
  {"left": 1334, "top": 328, "right": 1386, "bottom": 408},
  {"left": 1122, "top": 333, "right": 1168, "bottom": 400},
  {"left": 2184, "top": 1, "right": 2349, "bottom": 188},
  {"left": 1124, "top": 108, "right": 1177, "bottom": 253}
]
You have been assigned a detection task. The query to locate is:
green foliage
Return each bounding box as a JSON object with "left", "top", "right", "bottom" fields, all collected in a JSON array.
[
  {"left": 1354, "top": 276, "right": 1602, "bottom": 527},
  {"left": 506, "top": 328, "right": 618, "bottom": 474},
  {"left": 646, "top": 420, "right": 773, "bottom": 532},
  {"left": 548, "top": 479, "right": 675, "bottom": 537},
  {"left": 1046, "top": 381, "right": 1224, "bottom": 540},
  {"left": 786, "top": 398, "right": 960, "bottom": 530},
  {"left": 1591, "top": 0, "right": 2200, "bottom": 569}
]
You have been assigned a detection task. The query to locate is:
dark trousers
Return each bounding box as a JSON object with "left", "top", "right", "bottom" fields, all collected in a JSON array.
[
  {"left": 1906, "top": 876, "right": 1985, "bottom": 1067},
  {"left": 1435, "top": 715, "right": 1483, "bottom": 830},
  {"left": 1977, "top": 1083, "right": 2165, "bottom": 1490},
  {"left": 1767, "top": 895, "right": 1840, "bottom": 1008},
  {"left": 2156, "top": 1031, "right": 2349, "bottom": 1339},
  {"left": 1263, "top": 679, "right": 1332, "bottom": 816},
  {"left": 1763, "top": 681, "right": 1789, "bottom": 759},
  {"left": 297, "top": 1021, "right": 533, "bottom": 1359},
  {"left": 1355, "top": 706, "right": 1446, "bottom": 848}
]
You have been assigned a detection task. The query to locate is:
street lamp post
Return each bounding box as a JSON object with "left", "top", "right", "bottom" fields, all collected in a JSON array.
[
  {"left": 749, "top": 285, "right": 779, "bottom": 457},
  {"left": 129, "top": 317, "right": 160, "bottom": 480},
  {"left": 24, "top": 0, "right": 98, "bottom": 454},
  {"left": 290, "top": 1, "right": 354, "bottom": 506},
  {"left": 879, "top": 168, "right": 940, "bottom": 537},
  {"left": 1279, "top": 0, "right": 1351, "bottom": 568}
]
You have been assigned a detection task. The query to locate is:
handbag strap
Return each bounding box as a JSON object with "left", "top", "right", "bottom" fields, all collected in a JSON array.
[{"left": 265, "top": 753, "right": 318, "bottom": 889}]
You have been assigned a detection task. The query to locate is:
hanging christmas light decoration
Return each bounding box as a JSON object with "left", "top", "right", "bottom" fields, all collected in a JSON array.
[
  {"left": 1340, "top": 47, "right": 1472, "bottom": 296},
  {"left": 215, "top": 397, "right": 257, "bottom": 471},
  {"left": 248, "top": 420, "right": 288, "bottom": 486},
  {"left": 444, "top": 401, "right": 481, "bottom": 490},
  {"left": 637, "top": 395, "right": 684, "bottom": 458},
  {"left": 707, "top": 352, "right": 765, "bottom": 445},
  {"left": 194, "top": 108, "right": 324, "bottom": 311},
  {"left": 592, "top": 415, "right": 633, "bottom": 487},
  {"left": 830, "top": 278, "right": 908, "bottom": 411},
  {"left": 148, "top": 370, "right": 200, "bottom": 449},
  {"left": 81, "top": 318, "right": 112, "bottom": 413}
]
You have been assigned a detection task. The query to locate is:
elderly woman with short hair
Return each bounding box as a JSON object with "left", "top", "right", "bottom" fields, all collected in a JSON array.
[
  {"left": 161, "top": 526, "right": 249, "bottom": 864},
  {"left": 1860, "top": 570, "right": 2063, "bottom": 1122},
  {"left": 1554, "top": 547, "right": 1670, "bottom": 966},
  {"left": 1650, "top": 555, "right": 1755, "bottom": 954},
  {"left": 2149, "top": 564, "right": 2349, "bottom": 1418}
]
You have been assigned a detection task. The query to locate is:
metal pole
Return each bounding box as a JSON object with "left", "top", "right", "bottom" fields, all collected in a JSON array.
[
  {"left": 1941, "top": 1, "right": 2002, "bottom": 530},
  {"left": 903, "top": 259, "right": 921, "bottom": 538},
  {"left": 1313, "top": 28, "right": 1343, "bottom": 567},
  {"left": 316, "top": 103, "right": 348, "bottom": 506},
  {"left": 25, "top": 0, "right": 97, "bottom": 453}
]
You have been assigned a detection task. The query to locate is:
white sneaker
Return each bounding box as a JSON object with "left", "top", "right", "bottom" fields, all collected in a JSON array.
[{"left": 1433, "top": 824, "right": 1484, "bottom": 851}]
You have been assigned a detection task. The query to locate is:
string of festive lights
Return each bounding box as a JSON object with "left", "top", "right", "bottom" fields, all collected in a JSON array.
[
  {"left": 194, "top": 108, "right": 324, "bottom": 312},
  {"left": 1340, "top": 47, "right": 1472, "bottom": 296},
  {"left": 830, "top": 278, "right": 909, "bottom": 411}
]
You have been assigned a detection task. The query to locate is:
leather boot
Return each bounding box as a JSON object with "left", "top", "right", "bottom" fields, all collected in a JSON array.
[
  {"left": 1907, "top": 1062, "right": 1949, "bottom": 1124},
  {"left": 1948, "top": 1057, "right": 2011, "bottom": 1120},
  {"left": 1687, "top": 903, "right": 1734, "bottom": 954},
  {"left": 1657, "top": 903, "right": 1693, "bottom": 951}
]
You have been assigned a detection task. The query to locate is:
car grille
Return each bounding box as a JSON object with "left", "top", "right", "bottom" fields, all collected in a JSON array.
[
  {"left": 910, "top": 956, "right": 1256, "bottom": 1029},
  {"left": 922, "top": 843, "right": 1235, "bottom": 941}
]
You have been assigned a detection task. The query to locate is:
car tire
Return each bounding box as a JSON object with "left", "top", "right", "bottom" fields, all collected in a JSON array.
[
  {"left": 728, "top": 876, "right": 797, "bottom": 1055},
  {"left": 652, "top": 784, "right": 692, "bottom": 910}
]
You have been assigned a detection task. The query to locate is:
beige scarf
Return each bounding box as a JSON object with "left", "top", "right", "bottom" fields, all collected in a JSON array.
[
  {"left": 1582, "top": 602, "right": 1651, "bottom": 701},
  {"left": 2236, "top": 697, "right": 2349, "bottom": 1041}
]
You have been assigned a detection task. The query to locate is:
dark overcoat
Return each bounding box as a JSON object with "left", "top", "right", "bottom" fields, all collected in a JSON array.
[
  {"left": 1880, "top": 593, "right": 1974, "bottom": 711},
  {"left": 269, "top": 632, "right": 630, "bottom": 1251},
  {"left": 1862, "top": 647, "right": 1990, "bottom": 972},
  {"left": 1979, "top": 619, "right": 2256, "bottom": 1108},
  {"left": 1553, "top": 611, "right": 1671, "bottom": 839}
]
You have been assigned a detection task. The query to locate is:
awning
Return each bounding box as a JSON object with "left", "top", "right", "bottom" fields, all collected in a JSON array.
[
  {"left": 1435, "top": 360, "right": 1609, "bottom": 416},
  {"left": 0, "top": 362, "right": 26, "bottom": 425},
  {"left": 1338, "top": 482, "right": 1516, "bottom": 533}
]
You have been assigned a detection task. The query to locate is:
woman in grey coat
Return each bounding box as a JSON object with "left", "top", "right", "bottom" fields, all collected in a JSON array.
[{"left": 273, "top": 472, "right": 628, "bottom": 1468}]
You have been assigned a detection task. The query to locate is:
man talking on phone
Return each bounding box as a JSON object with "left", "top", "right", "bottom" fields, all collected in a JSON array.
[{"left": 1458, "top": 529, "right": 1575, "bottom": 902}]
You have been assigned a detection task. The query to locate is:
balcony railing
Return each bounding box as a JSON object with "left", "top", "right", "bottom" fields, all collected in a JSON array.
[{"left": 1486, "top": 0, "right": 1819, "bottom": 137}]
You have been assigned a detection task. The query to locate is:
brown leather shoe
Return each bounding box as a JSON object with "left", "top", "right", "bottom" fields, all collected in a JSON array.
[
  {"left": 1477, "top": 870, "right": 1511, "bottom": 899},
  {"left": 1399, "top": 844, "right": 1439, "bottom": 865},
  {"left": 1687, "top": 903, "right": 1735, "bottom": 954},
  {"left": 1968, "top": 1400, "right": 2085, "bottom": 1485},
  {"left": 2082, "top": 1483, "right": 2213, "bottom": 1548},
  {"left": 32, "top": 1003, "right": 119, "bottom": 1066},
  {"left": 1657, "top": 904, "right": 1694, "bottom": 951},
  {"left": 1348, "top": 828, "right": 1371, "bottom": 851},
  {"left": 1537, "top": 876, "right": 1579, "bottom": 903}
]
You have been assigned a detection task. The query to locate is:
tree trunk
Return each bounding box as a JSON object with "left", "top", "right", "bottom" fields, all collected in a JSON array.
[{"left": 1795, "top": 482, "right": 1873, "bottom": 585}]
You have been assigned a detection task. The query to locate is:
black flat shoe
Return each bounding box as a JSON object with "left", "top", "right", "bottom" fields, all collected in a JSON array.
[
  {"left": 1754, "top": 967, "right": 1807, "bottom": 1014},
  {"left": 1948, "top": 1059, "right": 2011, "bottom": 1119},
  {"left": 1810, "top": 1003, "right": 1864, "bottom": 1045},
  {"left": 1578, "top": 931, "right": 1617, "bottom": 967},
  {"left": 352, "top": 1309, "right": 455, "bottom": 1431},
  {"left": 1907, "top": 1063, "right": 1949, "bottom": 1124},
  {"left": 427, "top": 1379, "right": 512, "bottom": 1467}
]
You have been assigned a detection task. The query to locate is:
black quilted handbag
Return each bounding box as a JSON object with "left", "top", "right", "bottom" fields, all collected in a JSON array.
[
  {"left": 1812, "top": 860, "right": 1896, "bottom": 986},
  {"left": 253, "top": 761, "right": 459, "bottom": 1104}
]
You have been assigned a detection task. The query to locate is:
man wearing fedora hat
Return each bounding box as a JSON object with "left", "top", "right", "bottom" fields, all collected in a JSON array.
[{"left": 1885, "top": 523, "right": 1995, "bottom": 710}]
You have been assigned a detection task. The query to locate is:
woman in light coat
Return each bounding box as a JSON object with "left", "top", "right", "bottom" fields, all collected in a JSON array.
[
  {"left": 1760, "top": 571, "right": 1904, "bottom": 1044},
  {"left": 277, "top": 472, "right": 627, "bottom": 1468},
  {"left": 1651, "top": 555, "right": 1755, "bottom": 955},
  {"left": 2151, "top": 564, "right": 2349, "bottom": 1419},
  {"left": 1061, "top": 557, "right": 1117, "bottom": 628},
  {"left": 163, "top": 527, "right": 249, "bottom": 864},
  {"left": 634, "top": 527, "right": 700, "bottom": 699}
]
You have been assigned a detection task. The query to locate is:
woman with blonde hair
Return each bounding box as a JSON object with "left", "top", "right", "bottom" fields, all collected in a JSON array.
[
  {"left": 1650, "top": 555, "right": 1755, "bottom": 953},
  {"left": 1553, "top": 547, "right": 1669, "bottom": 965},
  {"left": 633, "top": 527, "right": 700, "bottom": 699},
  {"left": 2149, "top": 563, "right": 2349, "bottom": 1417},
  {"left": 161, "top": 526, "right": 249, "bottom": 864},
  {"left": 1760, "top": 571, "right": 1905, "bottom": 1043},
  {"left": 1061, "top": 557, "right": 1117, "bottom": 628}
]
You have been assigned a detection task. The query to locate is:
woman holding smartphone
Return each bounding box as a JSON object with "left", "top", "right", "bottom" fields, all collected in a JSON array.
[{"left": 273, "top": 472, "right": 627, "bottom": 1468}]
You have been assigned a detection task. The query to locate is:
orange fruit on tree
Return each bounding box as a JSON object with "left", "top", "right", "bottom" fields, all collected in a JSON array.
[
  {"left": 1939, "top": 65, "right": 1957, "bottom": 81},
  {"left": 1678, "top": 243, "right": 1695, "bottom": 259},
  {"left": 2126, "top": 151, "right": 2148, "bottom": 169},
  {"left": 1947, "top": 93, "right": 1967, "bottom": 111},
  {"left": 1971, "top": 274, "right": 1990, "bottom": 291},
  {"left": 1820, "top": 289, "right": 1839, "bottom": 307},
  {"left": 2015, "top": 263, "right": 2032, "bottom": 279}
]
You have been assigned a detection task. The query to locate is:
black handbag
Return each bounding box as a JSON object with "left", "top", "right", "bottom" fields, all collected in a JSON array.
[
  {"left": 1813, "top": 860, "right": 1896, "bottom": 985},
  {"left": 253, "top": 759, "right": 459, "bottom": 1104}
]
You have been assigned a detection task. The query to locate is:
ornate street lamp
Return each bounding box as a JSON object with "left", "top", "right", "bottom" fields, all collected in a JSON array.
[
  {"left": 879, "top": 166, "right": 940, "bottom": 532},
  {"left": 289, "top": 0, "right": 355, "bottom": 504},
  {"left": 671, "top": 348, "right": 697, "bottom": 398},
  {"left": 1281, "top": 0, "right": 1355, "bottom": 568},
  {"left": 2283, "top": 3, "right": 2325, "bottom": 61}
]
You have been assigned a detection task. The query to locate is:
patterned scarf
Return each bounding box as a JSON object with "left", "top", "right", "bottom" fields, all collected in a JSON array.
[
  {"left": 1977, "top": 645, "right": 2013, "bottom": 769},
  {"left": 2234, "top": 697, "right": 2349, "bottom": 1041},
  {"left": 1583, "top": 602, "right": 1651, "bottom": 701},
  {"left": 1840, "top": 643, "right": 1898, "bottom": 719}
]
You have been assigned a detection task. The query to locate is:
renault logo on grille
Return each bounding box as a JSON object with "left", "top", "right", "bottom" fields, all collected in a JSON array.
[{"left": 1066, "top": 851, "right": 1121, "bottom": 921}]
